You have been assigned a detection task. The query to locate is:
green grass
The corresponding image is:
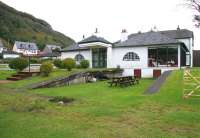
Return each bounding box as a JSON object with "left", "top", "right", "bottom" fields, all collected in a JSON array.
[
  {"left": 0, "top": 69, "right": 200, "bottom": 138},
  {"left": 0, "top": 70, "right": 16, "bottom": 80},
  {"left": 2, "top": 69, "right": 81, "bottom": 89},
  {"left": 0, "top": 64, "right": 8, "bottom": 68}
]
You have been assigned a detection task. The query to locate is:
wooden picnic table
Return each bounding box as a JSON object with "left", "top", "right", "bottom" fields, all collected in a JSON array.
[{"left": 108, "top": 76, "right": 140, "bottom": 87}]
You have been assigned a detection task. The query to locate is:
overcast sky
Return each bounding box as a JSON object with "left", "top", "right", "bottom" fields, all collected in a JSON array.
[{"left": 1, "top": 0, "right": 200, "bottom": 49}]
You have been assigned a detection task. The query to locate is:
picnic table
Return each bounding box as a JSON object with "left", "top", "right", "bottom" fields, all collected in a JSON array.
[{"left": 108, "top": 76, "right": 140, "bottom": 87}]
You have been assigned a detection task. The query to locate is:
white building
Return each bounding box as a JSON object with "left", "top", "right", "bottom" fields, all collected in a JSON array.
[
  {"left": 3, "top": 51, "right": 20, "bottom": 59},
  {"left": 13, "top": 41, "right": 39, "bottom": 56},
  {"left": 0, "top": 40, "right": 7, "bottom": 53},
  {"left": 61, "top": 28, "right": 194, "bottom": 78}
]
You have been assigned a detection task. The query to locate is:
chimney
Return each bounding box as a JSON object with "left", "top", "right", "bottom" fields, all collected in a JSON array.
[
  {"left": 177, "top": 25, "right": 180, "bottom": 30},
  {"left": 93, "top": 28, "right": 101, "bottom": 37},
  {"left": 153, "top": 26, "right": 158, "bottom": 31},
  {"left": 121, "top": 29, "right": 128, "bottom": 42},
  {"left": 95, "top": 28, "right": 98, "bottom": 33}
]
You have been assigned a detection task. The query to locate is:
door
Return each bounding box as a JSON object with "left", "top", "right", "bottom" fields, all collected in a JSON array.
[{"left": 92, "top": 48, "right": 107, "bottom": 68}]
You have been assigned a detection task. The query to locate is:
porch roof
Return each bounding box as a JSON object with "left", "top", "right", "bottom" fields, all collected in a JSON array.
[{"left": 60, "top": 43, "right": 89, "bottom": 52}]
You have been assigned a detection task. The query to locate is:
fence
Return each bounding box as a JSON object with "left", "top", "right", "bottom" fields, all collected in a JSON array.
[{"left": 193, "top": 50, "right": 200, "bottom": 67}]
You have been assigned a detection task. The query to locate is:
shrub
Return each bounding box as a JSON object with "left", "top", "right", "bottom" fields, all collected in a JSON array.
[
  {"left": 62, "top": 58, "right": 75, "bottom": 71},
  {"left": 76, "top": 64, "right": 81, "bottom": 69},
  {"left": 40, "top": 62, "right": 53, "bottom": 77},
  {"left": 80, "top": 60, "right": 90, "bottom": 68},
  {"left": 30, "top": 58, "right": 38, "bottom": 64},
  {"left": 9, "top": 57, "right": 28, "bottom": 71},
  {"left": 53, "top": 59, "right": 62, "bottom": 68}
]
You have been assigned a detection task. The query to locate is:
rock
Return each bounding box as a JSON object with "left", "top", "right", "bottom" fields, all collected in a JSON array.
[
  {"left": 58, "top": 101, "right": 64, "bottom": 105},
  {"left": 92, "top": 78, "right": 97, "bottom": 82}
]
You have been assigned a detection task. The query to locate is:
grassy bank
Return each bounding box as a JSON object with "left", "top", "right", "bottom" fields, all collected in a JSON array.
[{"left": 0, "top": 69, "right": 200, "bottom": 138}]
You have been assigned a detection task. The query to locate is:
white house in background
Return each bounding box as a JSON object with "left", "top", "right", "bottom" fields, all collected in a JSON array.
[
  {"left": 60, "top": 28, "right": 194, "bottom": 78},
  {"left": 43, "top": 44, "right": 61, "bottom": 54},
  {"left": 13, "top": 41, "right": 39, "bottom": 56},
  {"left": 0, "top": 40, "right": 7, "bottom": 53}
]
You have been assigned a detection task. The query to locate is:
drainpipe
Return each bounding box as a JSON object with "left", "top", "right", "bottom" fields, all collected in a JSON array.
[{"left": 178, "top": 45, "right": 181, "bottom": 70}]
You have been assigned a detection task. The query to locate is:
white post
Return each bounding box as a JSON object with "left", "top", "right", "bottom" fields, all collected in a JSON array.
[
  {"left": 89, "top": 49, "right": 93, "bottom": 68},
  {"left": 178, "top": 45, "right": 181, "bottom": 68},
  {"left": 190, "top": 38, "right": 193, "bottom": 67},
  {"left": 107, "top": 46, "right": 112, "bottom": 68}
]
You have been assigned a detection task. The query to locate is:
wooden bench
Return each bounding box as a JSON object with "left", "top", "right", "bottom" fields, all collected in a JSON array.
[{"left": 108, "top": 76, "right": 140, "bottom": 87}]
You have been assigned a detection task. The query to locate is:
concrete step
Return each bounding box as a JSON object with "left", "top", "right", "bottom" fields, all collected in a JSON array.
[{"left": 7, "top": 77, "right": 22, "bottom": 81}]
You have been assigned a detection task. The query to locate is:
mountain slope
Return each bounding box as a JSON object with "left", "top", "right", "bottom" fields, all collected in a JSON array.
[{"left": 0, "top": 1, "right": 74, "bottom": 50}]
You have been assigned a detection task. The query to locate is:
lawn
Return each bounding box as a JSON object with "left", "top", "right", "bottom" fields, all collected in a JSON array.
[
  {"left": 0, "top": 70, "right": 16, "bottom": 80},
  {"left": 0, "top": 69, "right": 200, "bottom": 138},
  {"left": 2, "top": 69, "right": 82, "bottom": 89}
]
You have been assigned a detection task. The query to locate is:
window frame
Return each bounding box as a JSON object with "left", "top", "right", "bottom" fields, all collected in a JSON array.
[
  {"left": 123, "top": 52, "right": 140, "bottom": 61},
  {"left": 75, "top": 54, "right": 85, "bottom": 63}
]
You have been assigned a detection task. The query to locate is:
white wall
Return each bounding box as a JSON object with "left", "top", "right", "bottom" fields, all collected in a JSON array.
[
  {"left": 177, "top": 38, "right": 193, "bottom": 67},
  {"left": 13, "top": 44, "right": 38, "bottom": 56},
  {"left": 61, "top": 50, "right": 92, "bottom": 67},
  {"left": 112, "top": 46, "right": 148, "bottom": 68},
  {"left": 3, "top": 54, "right": 20, "bottom": 59},
  {"left": 123, "top": 67, "right": 178, "bottom": 78},
  {"left": 0, "top": 47, "right": 3, "bottom": 53}
]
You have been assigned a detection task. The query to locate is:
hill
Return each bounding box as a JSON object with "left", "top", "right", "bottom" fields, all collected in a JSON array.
[{"left": 0, "top": 1, "right": 75, "bottom": 50}]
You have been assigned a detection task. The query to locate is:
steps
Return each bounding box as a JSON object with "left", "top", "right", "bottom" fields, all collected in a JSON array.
[{"left": 7, "top": 71, "right": 40, "bottom": 81}]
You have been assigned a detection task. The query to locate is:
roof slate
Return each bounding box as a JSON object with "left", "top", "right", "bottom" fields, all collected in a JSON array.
[
  {"left": 45, "top": 45, "right": 61, "bottom": 49},
  {"left": 61, "top": 43, "right": 89, "bottom": 52},
  {"left": 14, "top": 41, "right": 38, "bottom": 50},
  {"left": 159, "top": 29, "right": 193, "bottom": 39},
  {"left": 114, "top": 31, "right": 182, "bottom": 47},
  {"left": 61, "top": 29, "right": 193, "bottom": 52},
  {"left": 78, "top": 35, "right": 111, "bottom": 44}
]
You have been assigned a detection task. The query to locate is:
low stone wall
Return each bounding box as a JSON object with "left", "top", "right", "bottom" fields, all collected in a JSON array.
[{"left": 30, "top": 69, "right": 124, "bottom": 89}]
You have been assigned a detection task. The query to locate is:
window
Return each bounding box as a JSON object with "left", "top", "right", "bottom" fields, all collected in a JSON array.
[
  {"left": 123, "top": 52, "right": 140, "bottom": 61},
  {"left": 75, "top": 54, "right": 84, "bottom": 64},
  {"left": 148, "top": 47, "right": 178, "bottom": 67}
]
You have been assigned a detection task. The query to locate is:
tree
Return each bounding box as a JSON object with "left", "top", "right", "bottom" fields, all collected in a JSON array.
[
  {"left": 9, "top": 58, "right": 28, "bottom": 71},
  {"left": 186, "top": 0, "right": 200, "bottom": 27},
  {"left": 80, "top": 60, "right": 90, "bottom": 69},
  {"left": 40, "top": 62, "right": 53, "bottom": 77},
  {"left": 62, "top": 58, "right": 75, "bottom": 71}
]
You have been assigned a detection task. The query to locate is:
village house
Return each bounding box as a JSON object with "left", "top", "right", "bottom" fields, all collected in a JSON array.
[
  {"left": 60, "top": 27, "right": 194, "bottom": 77},
  {"left": 43, "top": 44, "right": 61, "bottom": 54},
  {"left": 13, "top": 41, "right": 39, "bottom": 56},
  {"left": 40, "top": 44, "right": 61, "bottom": 59},
  {"left": 0, "top": 39, "right": 7, "bottom": 53}
]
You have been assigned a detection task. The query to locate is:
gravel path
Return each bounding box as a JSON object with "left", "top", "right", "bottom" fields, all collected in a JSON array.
[
  {"left": 144, "top": 70, "right": 172, "bottom": 94},
  {"left": 0, "top": 80, "right": 12, "bottom": 84}
]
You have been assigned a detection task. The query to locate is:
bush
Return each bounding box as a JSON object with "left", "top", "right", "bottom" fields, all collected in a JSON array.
[
  {"left": 62, "top": 58, "right": 75, "bottom": 71},
  {"left": 53, "top": 59, "right": 63, "bottom": 68},
  {"left": 80, "top": 60, "right": 90, "bottom": 68},
  {"left": 30, "top": 58, "right": 39, "bottom": 64},
  {"left": 9, "top": 57, "right": 28, "bottom": 71},
  {"left": 40, "top": 62, "right": 53, "bottom": 77}
]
